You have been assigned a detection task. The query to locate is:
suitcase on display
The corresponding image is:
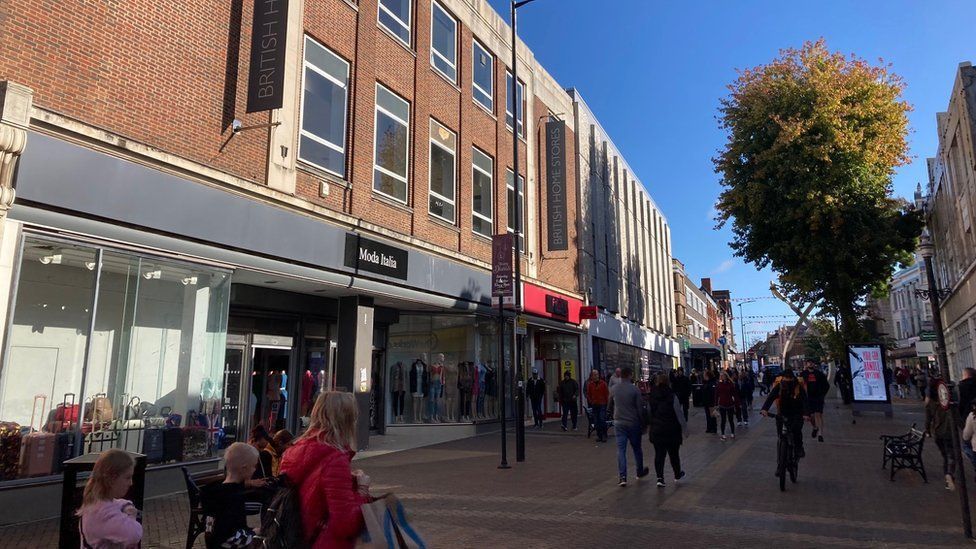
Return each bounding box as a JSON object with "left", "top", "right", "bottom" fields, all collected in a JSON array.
[
  {"left": 162, "top": 427, "right": 183, "bottom": 462},
  {"left": 52, "top": 394, "right": 78, "bottom": 473},
  {"left": 20, "top": 395, "right": 56, "bottom": 478},
  {"left": 0, "top": 422, "right": 22, "bottom": 481},
  {"left": 142, "top": 428, "right": 164, "bottom": 464}
]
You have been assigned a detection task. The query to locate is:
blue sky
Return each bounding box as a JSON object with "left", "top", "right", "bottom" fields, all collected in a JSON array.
[{"left": 488, "top": 0, "right": 976, "bottom": 350}]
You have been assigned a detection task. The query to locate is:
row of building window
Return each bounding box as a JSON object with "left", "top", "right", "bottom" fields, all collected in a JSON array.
[{"left": 299, "top": 9, "right": 527, "bottom": 238}]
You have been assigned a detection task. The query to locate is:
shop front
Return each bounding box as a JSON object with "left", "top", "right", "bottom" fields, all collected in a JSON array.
[
  {"left": 523, "top": 283, "right": 584, "bottom": 417},
  {"left": 587, "top": 309, "right": 679, "bottom": 383}
]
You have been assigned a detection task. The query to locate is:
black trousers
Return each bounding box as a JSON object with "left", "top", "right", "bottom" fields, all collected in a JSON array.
[
  {"left": 562, "top": 400, "right": 578, "bottom": 428},
  {"left": 652, "top": 439, "right": 682, "bottom": 479},
  {"left": 391, "top": 391, "right": 405, "bottom": 415},
  {"left": 719, "top": 407, "right": 735, "bottom": 435},
  {"left": 680, "top": 400, "right": 689, "bottom": 422}
]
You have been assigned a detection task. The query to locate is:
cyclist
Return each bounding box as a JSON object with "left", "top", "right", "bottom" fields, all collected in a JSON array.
[{"left": 760, "top": 369, "right": 810, "bottom": 458}]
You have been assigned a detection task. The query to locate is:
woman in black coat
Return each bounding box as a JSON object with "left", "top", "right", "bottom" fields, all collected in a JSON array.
[{"left": 647, "top": 374, "right": 688, "bottom": 487}]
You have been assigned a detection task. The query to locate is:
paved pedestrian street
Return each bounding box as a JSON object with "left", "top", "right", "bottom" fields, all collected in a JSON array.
[{"left": 0, "top": 397, "right": 969, "bottom": 548}]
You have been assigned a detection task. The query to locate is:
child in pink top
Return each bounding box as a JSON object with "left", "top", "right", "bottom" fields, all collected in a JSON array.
[{"left": 78, "top": 449, "right": 143, "bottom": 549}]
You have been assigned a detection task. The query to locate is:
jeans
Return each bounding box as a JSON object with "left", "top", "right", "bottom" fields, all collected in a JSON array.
[
  {"left": 616, "top": 423, "right": 644, "bottom": 478},
  {"left": 562, "top": 400, "right": 578, "bottom": 429},
  {"left": 963, "top": 440, "right": 976, "bottom": 473},
  {"left": 592, "top": 405, "right": 607, "bottom": 440},
  {"left": 652, "top": 439, "right": 682, "bottom": 480},
  {"left": 936, "top": 438, "right": 956, "bottom": 477},
  {"left": 720, "top": 407, "right": 736, "bottom": 435},
  {"left": 530, "top": 398, "right": 544, "bottom": 427},
  {"left": 740, "top": 401, "right": 750, "bottom": 423}
]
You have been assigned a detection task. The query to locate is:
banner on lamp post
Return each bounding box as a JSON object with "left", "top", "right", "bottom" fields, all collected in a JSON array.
[{"left": 492, "top": 234, "right": 514, "bottom": 298}]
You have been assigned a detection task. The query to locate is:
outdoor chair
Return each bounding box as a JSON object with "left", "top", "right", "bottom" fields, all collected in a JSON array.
[
  {"left": 880, "top": 424, "right": 927, "bottom": 482},
  {"left": 583, "top": 406, "right": 614, "bottom": 439},
  {"left": 183, "top": 466, "right": 264, "bottom": 549}
]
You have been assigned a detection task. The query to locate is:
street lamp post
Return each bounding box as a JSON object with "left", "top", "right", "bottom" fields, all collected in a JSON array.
[
  {"left": 510, "top": 0, "right": 537, "bottom": 464},
  {"left": 916, "top": 232, "right": 972, "bottom": 539}
]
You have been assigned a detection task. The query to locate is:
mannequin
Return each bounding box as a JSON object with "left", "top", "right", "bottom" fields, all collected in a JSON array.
[
  {"left": 410, "top": 355, "right": 429, "bottom": 423},
  {"left": 475, "top": 362, "right": 486, "bottom": 418},
  {"left": 428, "top": 354, "right": 445, "bottom": 422},
  {"left": 390, "top": 361, "right": 406, "bottom": 423},
  {"left": 484, "top": 363, "right": 497, "bottom": 418},
  {"left": 443, "top": 358, "right": 460, "bottom": 422},
  {"left": 458, "top": 362, "right": 473, "bottom": 422}
]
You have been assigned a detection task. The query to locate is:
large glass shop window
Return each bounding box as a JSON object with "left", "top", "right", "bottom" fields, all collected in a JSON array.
[
  {"left": 385, "top": 315, "right": 499, "bottom": 424},
  {"left": 0, "top": 237, "right": 230, "bottom": 481}
]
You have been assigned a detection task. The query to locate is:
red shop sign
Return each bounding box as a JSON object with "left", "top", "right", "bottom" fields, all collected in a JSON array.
[
  {"left": 523, "top": 283, "right": 583, "bottom": 325},
  {"left": 579, "top": 306, "right": 598, "bottom": 320}
]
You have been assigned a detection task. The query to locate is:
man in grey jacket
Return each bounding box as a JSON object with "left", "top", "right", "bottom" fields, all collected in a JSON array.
[{"left": 611, "top": 367, "right": 649, "bottom": 486}]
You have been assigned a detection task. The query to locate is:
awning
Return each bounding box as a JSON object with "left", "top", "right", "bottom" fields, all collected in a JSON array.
[
  {"left": 689, "top": 343, "right": 722, "bottom": 353},
  {"left": 889, "top": 345, "right": 918, "bottom": 359}
]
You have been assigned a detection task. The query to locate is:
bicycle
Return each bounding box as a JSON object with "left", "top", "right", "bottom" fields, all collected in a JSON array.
[{"left": 764, "top": 412, "right": 799, "bottom": 491}]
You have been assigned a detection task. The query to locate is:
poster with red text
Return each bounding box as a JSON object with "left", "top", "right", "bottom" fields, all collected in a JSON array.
[{"left": 849, "top": 345, "right": 889, "bottom": 402}]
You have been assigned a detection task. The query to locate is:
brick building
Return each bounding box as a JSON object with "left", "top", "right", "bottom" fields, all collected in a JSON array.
[{"left": 0, "top": 0, "right": 677, "bottom": 521}]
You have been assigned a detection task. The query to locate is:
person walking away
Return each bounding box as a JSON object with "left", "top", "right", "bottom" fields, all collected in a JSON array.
[
  {"left": 647, "top": 374, "right": 688, "bottom": 487},
  {"left": 738, "top": 370, "right": 755, "bottom": 426},
  {"left": 611, "top": 367, "right": 649, "bottom": 486},
  {"left": 895, "top": 366, "right": 909, "bottom": 399},
  {"left": 915, "top": 367, "right": 929, "bottom": 401},
  {"left": 77, "top": 449, "right": 142, "bottom": 549},
  {"left": 715, "top": 372, "right": 738, "bottom": 441},
  {"left": 671, "top": 368, "right": 692, "bottom": 422},
  {"left": 957, "top": 368, "right": 976, "bottom": 425},
  {"left": 730, "top": 371, "right": 743, "bottom": 425},
  {"left": 279, "top": 391, "right": 371, "bottom": 548},
  {"left": 608, "top": 368, "right": 623, "bottom": 417},
  {"left": 925, "top": 381, "right": 957, "bottom": 491},
  {"left": 703, "top": 371, "right": 718, "bottom": 434},
  {"left": 527, "top": 369, "right": 546, "bottom": 429},
  {"left": 585, "top": 369, "right": 610, "bottom": 442},
  {"left": 760, "top": 369, "right": 809, "bottom": 461},
  {"left": 961, "top": 402, "right": 976, "bottom": 475},
  {"left": 201, "top": 443, "right": 261, "bottom": 548},
  {"left": 557, "top": 371, "right": 580, "bottom": 432},
  {"left": 883, "top": 365, "right": 894, "bottom": 398},
  {"left": 802, "top": 359, "right": 830, "bottom": 442}
]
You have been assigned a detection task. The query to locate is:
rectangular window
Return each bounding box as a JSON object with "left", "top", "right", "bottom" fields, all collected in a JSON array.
[
  {"left": 472, "top": 40, "right": 493, "bottom": 111},
  {"left": 506, "top": 169, "right": 526, "bottom": 252},
  {"left": 299, "top": 36, "right": 350, "bottom": 178},
  {"left": 428, "top": 119, "right": 457, "bottom": 223},
  {"left": 373, "top": 83, "right": 411, "bottom": 203},
  {"left": 472, "top": 147, "right": 494, "bottom": 237},
  {"left": 505, "top": 72, "right": 524, "bottom": 136},
  {"left": 430, "top": 1, "right": 457, "bottom": 82},
  {"left": 378, "top": 0, "right": 411, "bottom": 46}
]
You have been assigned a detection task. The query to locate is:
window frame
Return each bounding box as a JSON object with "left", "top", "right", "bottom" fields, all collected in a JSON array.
[
  {"left": 506, "top": 168, "right": 526, "bottom": 253},
  {"left": 378, "top": 0, "right": 412, "bottom": 47},
  {"left": 472, "top": 40, "right": 494, "bottom": 112},
  {"left": 372, "top": 82, "right": 411, "bottom": 204},
  {"left": 428, "top": 118, "right": 457, "bottom": 224},
  {"left": 298, "top": 35, "right": 350, "bottom": 179},
  {"left": 429, "top": 0, "right": 457, "bottom": 83},
  {"left": 471, "top": 147, "right": 494, "bottom": 237},
  {"left": 505, "top": 71, "right": 525, "bottom": 137}
]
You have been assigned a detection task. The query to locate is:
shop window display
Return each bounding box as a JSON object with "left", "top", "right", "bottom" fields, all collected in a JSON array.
[
  {"left": 0, "top": 237, "right": 230, "bottom": 482},
  {"left": 386, "top": 315, "right": 499, "bottom": 424}
]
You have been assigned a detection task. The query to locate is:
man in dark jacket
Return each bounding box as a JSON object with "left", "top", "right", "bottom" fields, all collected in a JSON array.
[
  {"left": 802, "top": 359, "right": 830, "bottom": 442},
  {"left": 557, "top": 371, "right": 579, "bottom": 431},
  {"left": 957, "top": 368, "right": 976, "bottom": 425},
  {"left": 761, "top": 369, "right": 810, "bottom": 458},
  {"left": 526, "top": 369, "right": 546, "bottom": 429},
  {"left": 671, "top": 369, "right": 692, "bottom": 421}
]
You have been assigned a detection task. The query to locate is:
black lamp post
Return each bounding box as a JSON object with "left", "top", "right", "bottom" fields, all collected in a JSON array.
[{"left": 915, "top": 231, "right": 972, "bottom": 539}]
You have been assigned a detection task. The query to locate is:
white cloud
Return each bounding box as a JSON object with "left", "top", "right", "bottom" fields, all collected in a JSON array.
[{"left": 713, "top": 259, "right": 736, "bottom": 274}]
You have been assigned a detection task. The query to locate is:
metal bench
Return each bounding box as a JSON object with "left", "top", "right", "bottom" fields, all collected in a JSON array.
[{"left": 880, "top": 424, "right": 927, "bottom": 482}]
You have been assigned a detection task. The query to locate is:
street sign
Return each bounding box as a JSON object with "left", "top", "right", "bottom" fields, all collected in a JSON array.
[
  {"left": 718, "top": 336, "right": 727, "bottom": 346},
  {"left": 916, "top": 341, "right": 935, "bottom": 357},
  {"left": 515, "top": 315, "right": 527, "bottom": 335},
  {"left": 491, "top": 234, "right": 514, "bottom": 297},
  {"left": 937, "top": 379, "right": 951, "bottom": 411},
  {"left": 920, "top": 330, "right": 937, "bottom": 342}
]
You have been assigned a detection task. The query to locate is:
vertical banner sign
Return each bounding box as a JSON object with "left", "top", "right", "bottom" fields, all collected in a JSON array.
[
  {"left": 492, "top": 234, "right": 514, "bottom": 297},
  {"left": 545, "top": 120, "right": 568, "bottom": 251},
  {"left": 848, "top": 344, "right": 889, "bottom": 402},
  {"left": 246, "top": 0, "right": 289, "bottom": 113}
]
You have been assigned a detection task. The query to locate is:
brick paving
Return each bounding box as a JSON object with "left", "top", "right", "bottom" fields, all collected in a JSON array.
[{"left": 0, "top": 396, "right": 971, "bottom": 548}]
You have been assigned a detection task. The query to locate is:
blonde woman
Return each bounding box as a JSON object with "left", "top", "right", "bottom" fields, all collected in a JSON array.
[
  {"left": 279, "top": 391, "right": 371, "bottom": 548},
  {"left": 77, "top": 449, "right": 143, "bottom": 548}
]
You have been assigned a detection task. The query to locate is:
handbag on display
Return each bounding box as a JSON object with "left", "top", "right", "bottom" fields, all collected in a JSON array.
[
  {"left": 83, "top": 393, "right": 114, "bottom": 425},
  {"left": 163, "top": 407, "right": 183, "bottom": 428},
  {"left": 0, "top": 421, "right": 23, "bottom": 481},
  {"left": 359, "top": 494, "right": 427, "bottom": 549},
  {"left": 20, "top": 395, "right": 56, "bottom": 478}
]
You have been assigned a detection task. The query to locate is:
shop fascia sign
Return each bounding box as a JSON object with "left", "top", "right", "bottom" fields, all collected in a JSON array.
[{"left": 343, "top": 233, "right": 409, "bottom": 280}]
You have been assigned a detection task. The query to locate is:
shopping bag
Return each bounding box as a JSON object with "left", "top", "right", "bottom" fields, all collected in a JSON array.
[{"left": 359, "top": 494, "right": 426, "bottom": 549}]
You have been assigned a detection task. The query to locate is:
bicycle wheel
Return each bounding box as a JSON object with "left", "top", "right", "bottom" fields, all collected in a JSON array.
[
  {"left": 789, "top": 458, "right": 798, "bottom": 484},
  {"left": 777, "top": 437, "right": 787, "bottom": 491}
]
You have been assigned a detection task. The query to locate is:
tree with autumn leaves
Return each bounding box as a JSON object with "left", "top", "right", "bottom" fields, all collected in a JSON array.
[{"left": 714, "top": 40, "right": 923, "bottom": 345}]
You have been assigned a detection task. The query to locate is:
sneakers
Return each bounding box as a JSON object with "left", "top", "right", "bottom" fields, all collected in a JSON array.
[
  {"left": 656, "top": 478, "right": 665, "bottom": 487},
  {"left": 731, "top": 433, "right": 736, "bottom": 440},
  {"left": 797, "top": 446, "right": 806, "bottom": 458},
  {"left": 618, "top": 476, "right": 627, "bottom": 487},
  {"left": 675, "top": 471, "right": 686, "bottom": 482},
  {"left": 573, "top": 426, "right": 579, "bottom": 431},
  {"left": 720, "top": 435, "right": 727, "bottom": 441},
  {"left": 744, "top": 421, "right": 749, "bottom": 426},
  {"left": 811, "top": 428, "right": 819, "bottom": 439},
  {"left": 736, "top": 421, "right": 742, "bottom": 426},
  {"left": 561, "top": 425, "right": 568, "bottom": 432},
  {"left": 818, "top": 435, "right": 824, "bottom": 443}
]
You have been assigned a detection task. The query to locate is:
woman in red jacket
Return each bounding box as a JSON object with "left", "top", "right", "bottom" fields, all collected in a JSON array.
[
  {"left": 715, "top": 371, "right": 739, "bottom": 441},
  {"left": 279, "top": 391, "right": 370, "bottom": 548}
]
